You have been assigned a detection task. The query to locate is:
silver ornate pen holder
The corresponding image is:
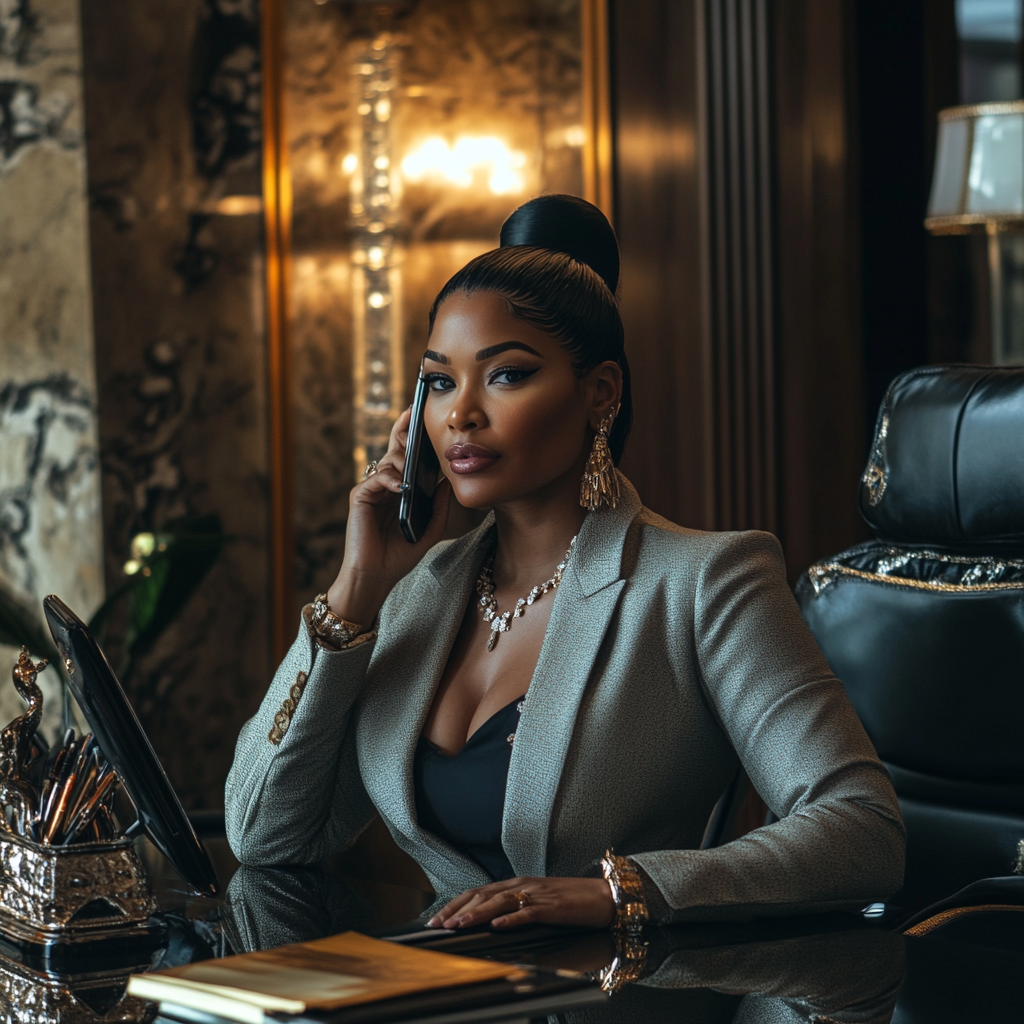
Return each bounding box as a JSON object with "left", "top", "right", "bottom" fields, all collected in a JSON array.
[
  {"left": 0, "top": 946, "right": 157, "bottom": 1023},
  {"left": 0, "top": 831, "right": 157, "bottom": 946}
]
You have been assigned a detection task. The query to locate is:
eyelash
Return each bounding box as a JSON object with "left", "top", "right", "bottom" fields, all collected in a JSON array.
[{"left": 422, "top": 365, "right": 539, "bottom": 391}]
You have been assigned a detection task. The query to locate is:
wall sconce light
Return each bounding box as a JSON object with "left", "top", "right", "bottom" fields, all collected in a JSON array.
[
  {"left": 401, "top": 136, "right": 528, "bottom": 195},
  {"left": 926, "top": 101, "right": 1024, "bottom": 364},
  {"left": 349, "top": 31, "right": 404, "bottom": 480}
]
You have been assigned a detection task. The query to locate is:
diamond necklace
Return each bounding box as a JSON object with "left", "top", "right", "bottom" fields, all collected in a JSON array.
[{"left": 475, "top": 536, "right": 577, "bottom": 651}]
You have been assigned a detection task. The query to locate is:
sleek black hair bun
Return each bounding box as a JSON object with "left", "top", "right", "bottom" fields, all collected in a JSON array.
[
  {"left": 429, "top": 194, "right": 632, "bottom": 464},
  {"left": 499, "top": 194, "right": 620, "bottom": 293}
]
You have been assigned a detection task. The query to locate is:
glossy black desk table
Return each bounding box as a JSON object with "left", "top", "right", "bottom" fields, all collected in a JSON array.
[{"left": 3, "top": 837, "right": 1022, "bottom": 1023}]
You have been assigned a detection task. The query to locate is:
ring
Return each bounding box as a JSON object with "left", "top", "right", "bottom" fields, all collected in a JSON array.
[
  {"left": 362, "top": 461, "right": 379, "bottom": 479},
  {"left": 510, "top": 889, "right": 530, "bottom": 910}
]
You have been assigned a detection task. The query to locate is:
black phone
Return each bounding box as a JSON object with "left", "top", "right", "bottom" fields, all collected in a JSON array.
[{"left": 399, "top": 375, "right": 441, "bottom": 543}]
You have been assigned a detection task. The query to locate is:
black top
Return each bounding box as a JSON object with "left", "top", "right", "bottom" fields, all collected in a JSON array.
[{"left": 413, "top": 697, "right": 525, "bottom": 881}]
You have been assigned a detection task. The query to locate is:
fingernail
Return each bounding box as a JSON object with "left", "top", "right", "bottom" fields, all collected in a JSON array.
[
  {"left": 400, "top": 482, "right": 410, "bottom": 491},
  {"left": 493, "top": 916, "right": 507, "bottom": 927},
  {"left": 426, "top": 917, "right": 438, "bottom": 927}
]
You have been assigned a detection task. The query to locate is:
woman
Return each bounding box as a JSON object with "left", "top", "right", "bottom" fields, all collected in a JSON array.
[{"left": 226, "top": 195, "right": 904, "bottom": 932}]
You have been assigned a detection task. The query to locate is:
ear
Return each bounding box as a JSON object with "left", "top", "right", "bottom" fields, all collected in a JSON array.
[{"left": 585, "top": 360, "right": 623, "bottom": 431}]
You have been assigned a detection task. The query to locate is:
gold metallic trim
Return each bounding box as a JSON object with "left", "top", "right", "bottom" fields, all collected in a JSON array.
[
  {"left": 262, "top": 0, "right": 296, "bottom": 663},
  {"left": 808, "top": 562, "right": 1024, "bottom": 595},
  {"left": 938, "top": 100, "right": 1024, "bottom": 121},
  {"left": 904, "top": 904, "right": 1024, "bottom": 937},
  {"left": 269, "top": 670, "right": 308, "bottom": 745},
  {"left": 581, "top": 0, "right": 613, "bottom": 224},
  {"left": 862, "top": 412, "right": 888, "bottom": 506}
]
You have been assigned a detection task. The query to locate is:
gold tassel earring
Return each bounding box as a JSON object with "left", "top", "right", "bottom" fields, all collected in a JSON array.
[{"left": 580, "top": 408, "right": 620, "bottom": 511}]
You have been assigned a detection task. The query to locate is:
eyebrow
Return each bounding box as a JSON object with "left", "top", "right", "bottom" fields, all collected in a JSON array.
[
  {"left": 476, "top": 341, "right": 543, "bottom": 361},
  {"left": 423, "top": 341, "right": 544, "bottom": 366}
]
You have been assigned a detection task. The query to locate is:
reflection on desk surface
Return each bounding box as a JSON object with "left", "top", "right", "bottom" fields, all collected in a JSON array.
[{"left": 0, "top": 838, "right": 1022, "bottom": 1023}]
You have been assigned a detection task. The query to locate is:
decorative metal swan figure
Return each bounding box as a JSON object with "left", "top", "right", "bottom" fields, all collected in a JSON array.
[{"left": 0, "top": 646, "right": 48, "bottom": 834}]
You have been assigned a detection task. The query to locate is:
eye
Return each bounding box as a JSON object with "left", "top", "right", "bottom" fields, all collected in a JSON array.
[
  {"left": 489, "top": 365, "right": 539, "bottom": 386},
  {"left": 423, "top": 372, "right": 455, "bottom": 392}
]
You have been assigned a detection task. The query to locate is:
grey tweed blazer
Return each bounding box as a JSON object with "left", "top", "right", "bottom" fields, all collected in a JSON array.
[{"left": 225, "top": 475, "right": 905, "bottom": 922}]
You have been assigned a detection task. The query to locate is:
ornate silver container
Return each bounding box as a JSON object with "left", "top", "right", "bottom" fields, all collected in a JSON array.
[
  {"left": 0, "top": 949, "right": 155, "bottom": 1023},
  {"left": 0, "top": 831, "right": 158, "bottom": 947}
]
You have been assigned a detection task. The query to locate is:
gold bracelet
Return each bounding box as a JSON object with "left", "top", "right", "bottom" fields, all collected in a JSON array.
[
  {"left": 601, "top": 849, "right": 649, "bottom": 935},
  {"left": 592, "top": 930, "right": 648, "bottom": 993},
  {"left": 309, "top": 593, "right": 364, "bottom": 649}
]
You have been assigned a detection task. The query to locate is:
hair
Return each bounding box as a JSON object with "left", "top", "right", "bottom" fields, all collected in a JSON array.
[{"left": 427, "top": 194, "right": 631, "bottom": 464}]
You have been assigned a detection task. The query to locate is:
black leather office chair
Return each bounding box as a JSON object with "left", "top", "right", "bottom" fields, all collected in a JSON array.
[{"left": 795, "top": 365, "right": 1024, "bottom": 909}]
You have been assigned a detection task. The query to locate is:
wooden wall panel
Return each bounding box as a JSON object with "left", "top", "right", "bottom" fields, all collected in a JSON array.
[
  {"left": 774, "top": 0, "right": 866, "bottom": 578},
  {"left": 610, "top": 0, "right": 711, "bottom": 530},
  {"left": 701, "top": 0, "right": 778, "bottom": 534},
  {"left": 612, "top": 0, "right": 868, "bottom": 578}
]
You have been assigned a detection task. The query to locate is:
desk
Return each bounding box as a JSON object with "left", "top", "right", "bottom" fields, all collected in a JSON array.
[{"left": 2, "top": 837, "right": 1022, "bottom": 1023}]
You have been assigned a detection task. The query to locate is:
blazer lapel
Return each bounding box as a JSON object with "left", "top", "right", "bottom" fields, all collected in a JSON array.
[
  {"left": 502, "top": 474, "right": 640, "bottom": 877},
  {"left": 361, "top": 516, "right": 495, "bottom": 886}
]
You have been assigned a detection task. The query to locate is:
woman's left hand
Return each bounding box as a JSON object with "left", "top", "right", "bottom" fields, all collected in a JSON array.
[{"left": 428, "top": 877, "right": 614, "bottom": 930}]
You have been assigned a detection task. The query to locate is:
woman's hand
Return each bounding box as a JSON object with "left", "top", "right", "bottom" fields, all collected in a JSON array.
[
  {"left": 327, "top": 407, "right": 450, "bottom": 626},
  {"left": 428, "top": 877, "right": 615, "bottom": 931}
]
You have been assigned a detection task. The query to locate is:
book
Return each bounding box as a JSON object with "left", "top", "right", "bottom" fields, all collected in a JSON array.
[{"left": 128, "top": 930, "right": 526, "bottom": 1024}]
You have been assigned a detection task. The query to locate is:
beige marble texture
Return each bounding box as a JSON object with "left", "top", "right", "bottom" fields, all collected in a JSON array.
[{"left": 0, "top": 0, "right": 104, "bottom": 739}]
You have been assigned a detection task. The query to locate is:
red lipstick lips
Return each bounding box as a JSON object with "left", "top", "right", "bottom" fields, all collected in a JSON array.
[{"left": 445, "top": 443, "right": 500, "bottom": 474}]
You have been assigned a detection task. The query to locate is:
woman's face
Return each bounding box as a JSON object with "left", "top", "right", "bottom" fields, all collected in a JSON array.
[{"left": 423, "top": 290, "right": 620, "bottom": 510}]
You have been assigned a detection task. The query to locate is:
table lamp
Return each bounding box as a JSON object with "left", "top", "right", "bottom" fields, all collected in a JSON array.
[{"left": 926, "top": 100, "right": 1024, "bottom": 364}]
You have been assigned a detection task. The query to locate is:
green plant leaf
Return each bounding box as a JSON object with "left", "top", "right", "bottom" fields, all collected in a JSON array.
[{"left": 124, "top": 513, "right": 229, "bottom": 662}]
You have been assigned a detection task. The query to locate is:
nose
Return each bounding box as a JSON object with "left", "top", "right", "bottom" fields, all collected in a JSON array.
[{"left": 446, "top": 382, "right": 487, "bottom": 433}]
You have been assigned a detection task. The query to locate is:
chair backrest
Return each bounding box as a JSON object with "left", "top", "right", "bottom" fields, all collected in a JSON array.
[{"left": 795, "top": 365, "right": 1024, "bottom": 907}]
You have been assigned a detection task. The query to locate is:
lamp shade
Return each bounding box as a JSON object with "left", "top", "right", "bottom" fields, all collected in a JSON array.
[{"left": 926, "top": 101, "right": 1024, "bottom": 233}]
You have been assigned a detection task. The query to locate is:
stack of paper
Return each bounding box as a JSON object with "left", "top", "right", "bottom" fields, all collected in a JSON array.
[{"left": 128, "top": 931, "right": 527, "bottom": 1024}]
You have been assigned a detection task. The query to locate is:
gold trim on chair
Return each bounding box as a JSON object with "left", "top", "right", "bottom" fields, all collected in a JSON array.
[{"left": 807, "top": 548, "right": 1024, "bottom": 596}]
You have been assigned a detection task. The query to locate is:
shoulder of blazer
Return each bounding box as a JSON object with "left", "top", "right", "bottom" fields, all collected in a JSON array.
[{"left": 621, "top": 506, "right": 787, "bottom": 594}]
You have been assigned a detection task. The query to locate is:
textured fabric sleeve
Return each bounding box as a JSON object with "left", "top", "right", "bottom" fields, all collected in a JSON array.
[
  {"left": 631, "top": 531, "right": 906, "bottom": 922},
  {"left": 224, "top": 613, "right": 377, "bottom": 867}
]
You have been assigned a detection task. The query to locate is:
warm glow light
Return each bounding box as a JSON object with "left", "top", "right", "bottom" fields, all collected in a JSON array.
[
  {"left": 367, "top": 291, "right": 389, "bottom": 308},
  {"left": 401, "top": 136, "right": 527, "bottom": 195},
  {"left": 565, "top": 125, "right": 586, "bottom": 147},
  {"left": 211, "top": 195, "right": 262, "bottom": 215},
  {"left": 341, "top": 153, "right": 358, "bottom": 175},
  {"left": 131, "top": 532, "right": 156, "bottom": 559}
]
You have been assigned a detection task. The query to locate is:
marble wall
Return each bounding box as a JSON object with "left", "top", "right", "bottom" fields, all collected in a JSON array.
[
  {"left": 79, "top": 0, "right": 271, "bottom": 808},
  {"left": 0, "top": 0, "right": 104, "bottom": 738}
]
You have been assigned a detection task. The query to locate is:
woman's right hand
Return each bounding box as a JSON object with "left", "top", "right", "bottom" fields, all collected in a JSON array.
[{"left": 326, "top": 406, "right": 451, "bottom": 629}]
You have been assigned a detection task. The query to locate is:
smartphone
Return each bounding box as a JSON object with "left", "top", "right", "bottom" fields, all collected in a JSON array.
[{"left": 399, "top": 375, "right": 441, "bottom": 543}]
